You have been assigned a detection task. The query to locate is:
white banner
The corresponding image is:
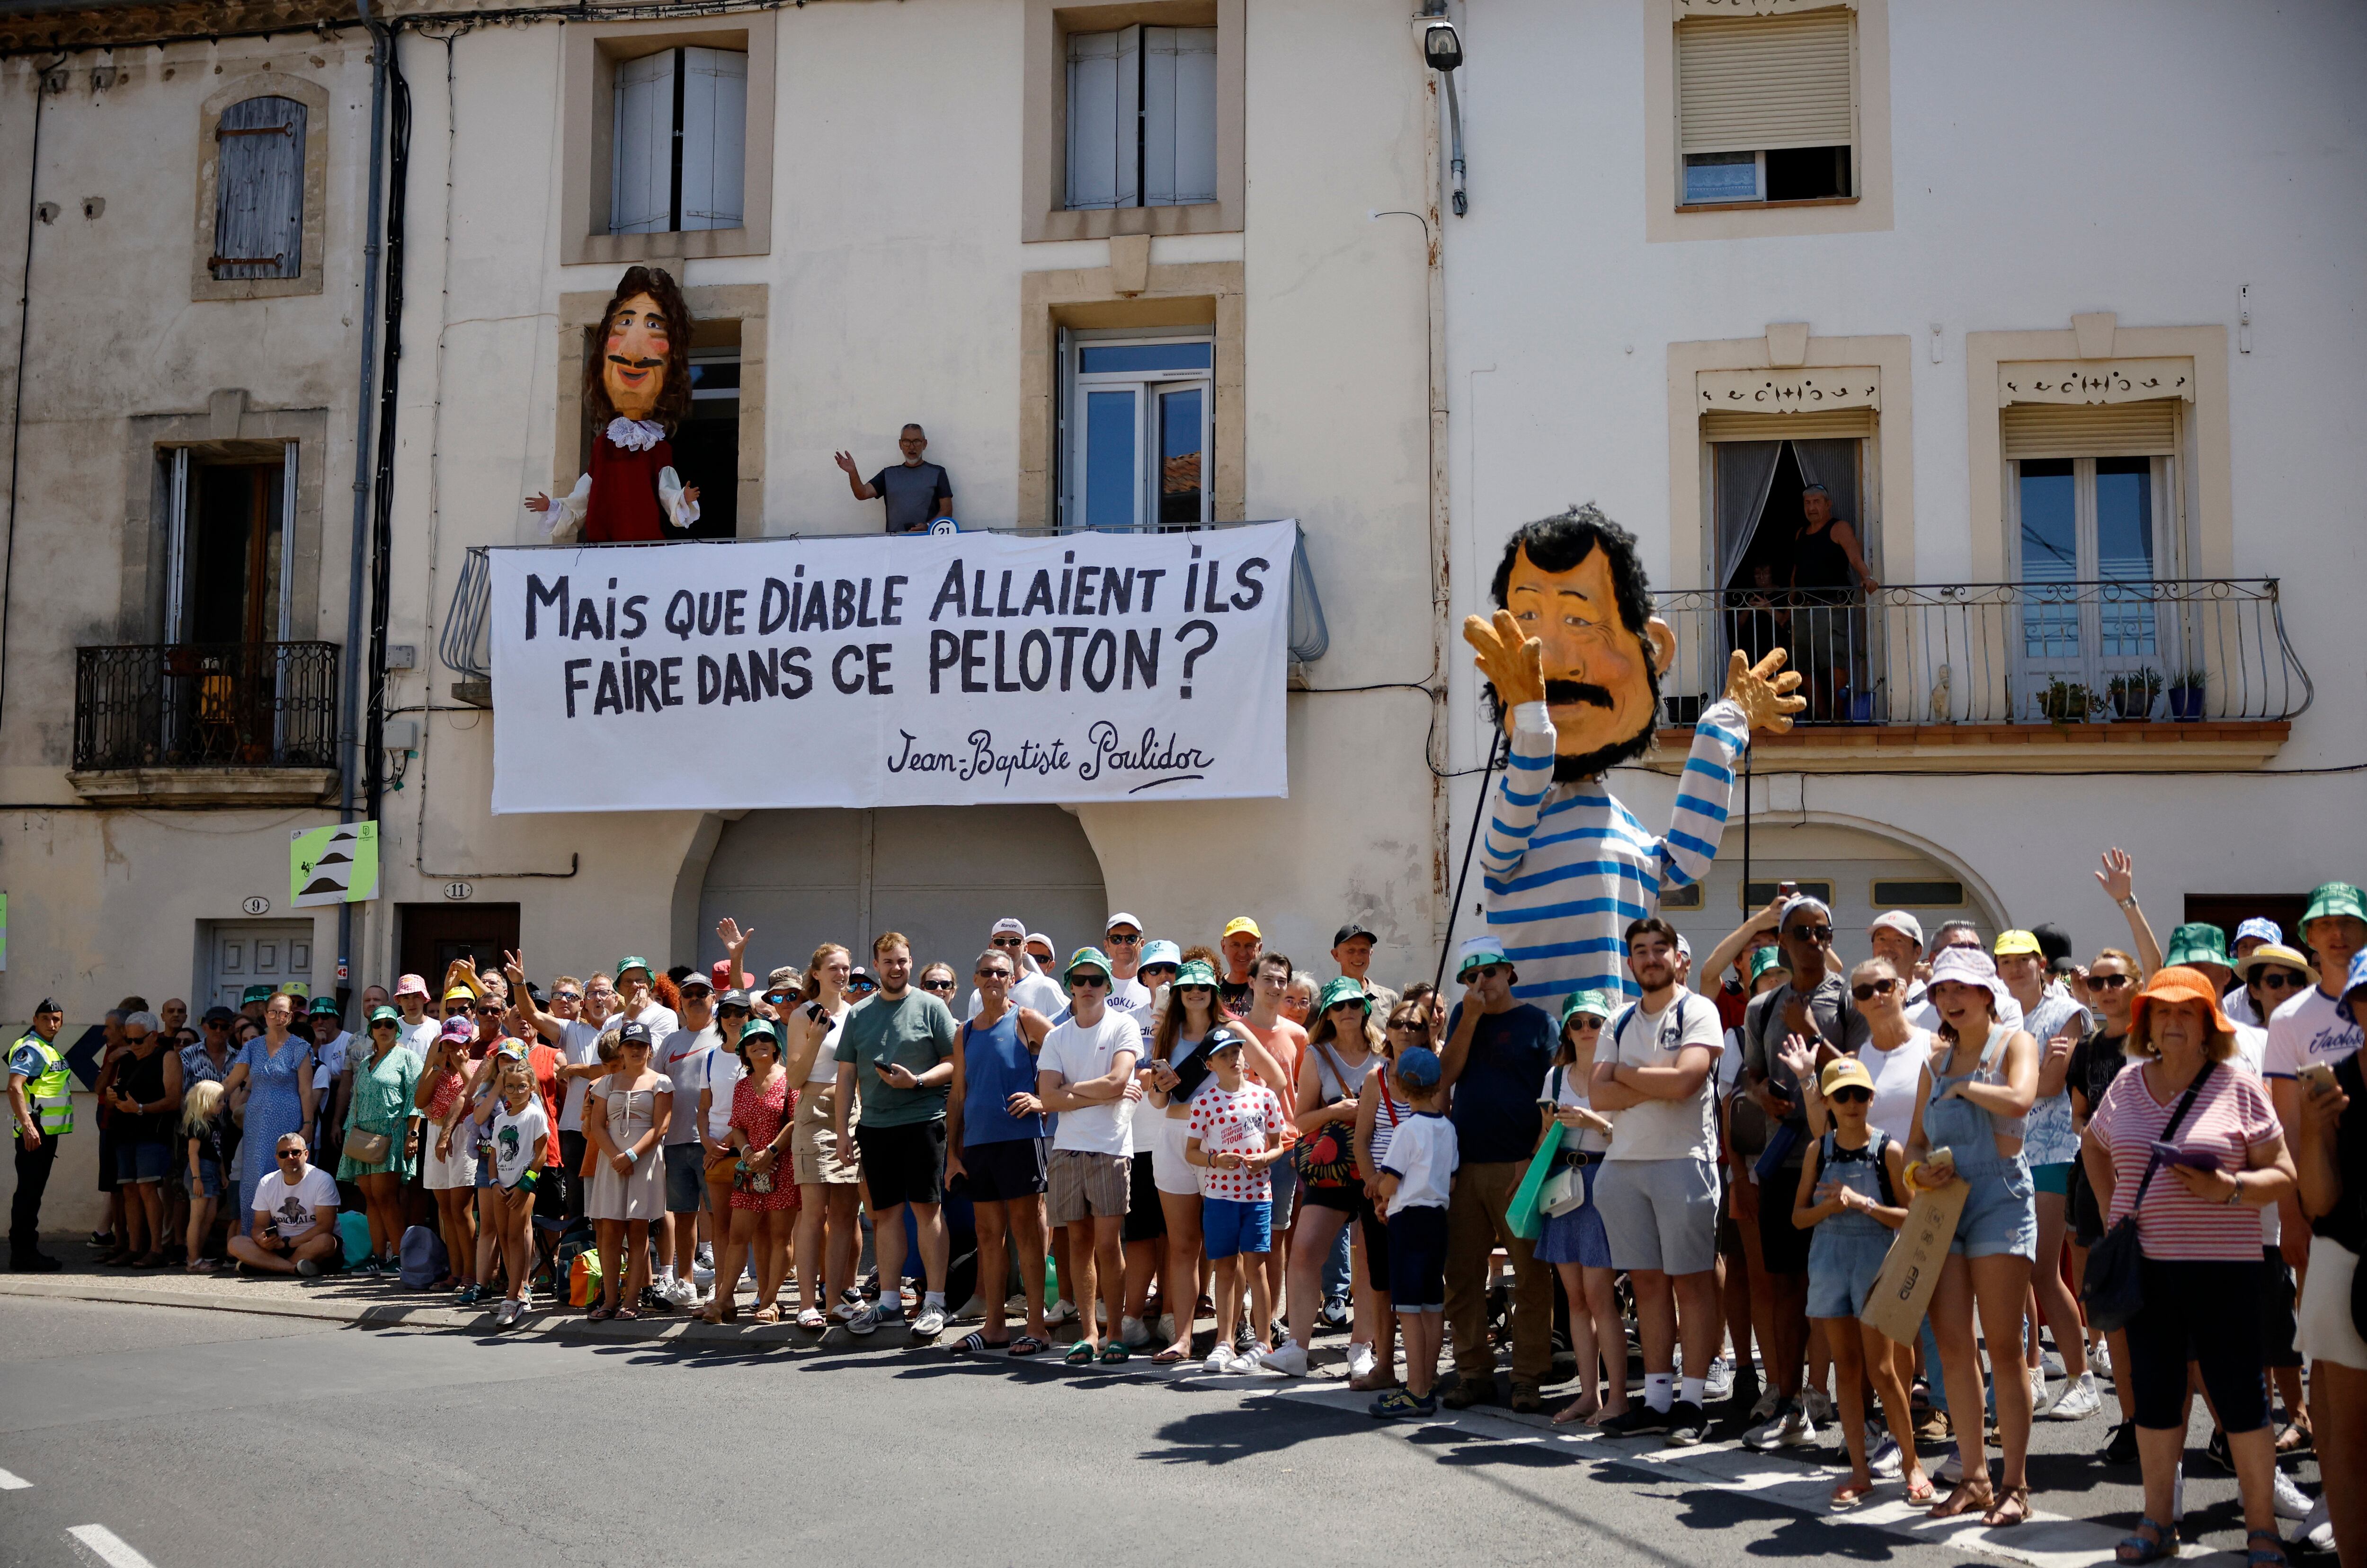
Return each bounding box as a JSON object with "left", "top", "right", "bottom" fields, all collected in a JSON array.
[{"left": 488, "top": 523, "right": 1296, "bottom": 814}]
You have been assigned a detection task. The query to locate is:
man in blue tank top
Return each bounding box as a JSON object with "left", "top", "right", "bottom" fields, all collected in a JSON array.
[{"left": 947, "top": 948, "right": 1058, "bottom": 1357}]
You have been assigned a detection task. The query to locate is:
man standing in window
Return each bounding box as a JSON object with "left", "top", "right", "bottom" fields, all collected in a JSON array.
[{"left": 835, "top": 425, "right": 953, "bottom": 534}]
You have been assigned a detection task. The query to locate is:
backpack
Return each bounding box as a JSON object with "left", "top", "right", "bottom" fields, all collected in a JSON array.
[{"left": 397, "top": 1223, "right": 448, "bottom": 1288}]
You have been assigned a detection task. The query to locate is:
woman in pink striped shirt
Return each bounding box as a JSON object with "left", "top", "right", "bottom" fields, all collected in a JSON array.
[{"left": 2083, "top": 966, "right": 2296, "bottom": 1566}]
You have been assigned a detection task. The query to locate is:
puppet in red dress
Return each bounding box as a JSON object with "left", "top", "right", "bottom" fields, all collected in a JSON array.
[{"left": 526, "top": 265, "right": 703, "bottom": 541}]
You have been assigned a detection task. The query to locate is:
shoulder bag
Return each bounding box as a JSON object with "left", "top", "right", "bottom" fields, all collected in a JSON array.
[{"left": 2082, "top": 1061, "right": 2214, "bottom": 1333}]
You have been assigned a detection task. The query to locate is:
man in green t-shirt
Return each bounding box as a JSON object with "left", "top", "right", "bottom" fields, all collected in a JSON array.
[{"left": 834, "top": 931, "right": 957, "bottom": 1340}]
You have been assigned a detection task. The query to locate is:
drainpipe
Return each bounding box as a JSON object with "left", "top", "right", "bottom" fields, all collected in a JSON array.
[
  {"left": 0, "top": 56, "right": 63, "bottom": 739},
  {"left": 337, "top": 0, "right": 391, "bottom": 1003}
]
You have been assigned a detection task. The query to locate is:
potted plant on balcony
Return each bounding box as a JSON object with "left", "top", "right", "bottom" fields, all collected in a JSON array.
[
  {"left": 2038, "top": 678, "right": 2100, "bottom": 725},
  {"left": 2168, "top": 666, "right": 2208, "bottom": 721},
  {"left": 2107, "top": 667, "right": 2162, "bottom": 722}
]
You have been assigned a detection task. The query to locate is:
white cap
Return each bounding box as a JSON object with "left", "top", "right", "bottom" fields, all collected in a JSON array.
[
  {"left": 1105, "top": 912, "right": 1143, "bottom": 933},
  {"left": 1025, "top": 931, "right": 1054, "bottom": 951},
  {"left": 1869, "top": 910, "right": 1925, "bottom": 948},
  {"left": 1675, "top": 934, "right": 1693, "bottom": 959},
  {"left": 989, "top": 916, "right": 1027, "bottom": 939}
]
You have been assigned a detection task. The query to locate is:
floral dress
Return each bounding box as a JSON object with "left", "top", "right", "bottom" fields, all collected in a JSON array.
[
  {"left": 235, "top": 1034, "right": 314, "bottom": 1223},
  {"left": 337, "top": 1045, "right": 423, "bottom": 1181},
  {"left": 727, "top": 1073, "right": 800, "bottom": 1213}
]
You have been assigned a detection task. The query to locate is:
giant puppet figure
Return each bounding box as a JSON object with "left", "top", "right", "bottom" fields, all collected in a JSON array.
[
  {"left": 526, "top": 265, "right": 703, "bottom": 541},
  {"left": 1461, "top": 505, "right": 1804, "bottom": 1005}
]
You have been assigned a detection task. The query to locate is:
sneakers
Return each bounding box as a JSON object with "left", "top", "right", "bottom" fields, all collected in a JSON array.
[
  {"left": 295, "top": 1256, "right": 321, "bottom": 1277},
  {"left": 1319, "top": 1297, "right": 1350, "bottom": 1330},
  {"left": 1345, "top": 1341, "right": 1377, "bottom": 1381},
  {"left": 1370, "top": 1388, "right": 1436, "bottom": 1420},
  {"left": 1703, "top": 1355, "right": 1735, "bottom": 1405},
  {"left": 2103, "top": 1419, "right": 2140, "bottom": 1465},
  {"left": 909, "top": 1305, "right": 947, "bottom": 1341},
  {"left": 1802, "top": 1386, "right": 1835, "bottom": 1426},
  {"left": 1203, "top": 1345, "right": 1242, "bottom": 1375},
  {"left": 1747, "top": 1387, "right": 1782, "bottom": 1426},
  {"left": 2045, "top": 1371, "right": 2103, "bottom": 1421},
  {"left": 2028, "top": 1365, "right": 2049, "bottom": 1413},
  {"left": 661, "top": 1277, "right": 703, "bottom": 1310},
  {"left": 1867, "top": 1426, "right": 1904, "bottom": 1479},
  {"left": 1597, "top": 1403, "right": 1671, "bottom": 1437},
  {"left": 1261, "top": 1339, "right": 1310, "bottom": 1377},
  {"left": 1745, "top": 1400, "right": 1816, "bottom": 1450},
  {"left": 2206, "top": 1429, "right": 2237, "bottom": 1475},
  {"left": 494, "top": 1298, "right": 522, "bottom": 1329},
  {"left": 1664, "top": 1401, "right": 1709, "bottom": 1447},
  {"left": 694, "top": 1242, "right": 714, "bottom": 1272},
  {"left": 2273, "top": 1467, "right": 2314, "bottom": 1522},
  {"left": 1441, "top": 1376, "right": 1499, "bottom": 1411},
  {"left": 1120, "top": 1315, "right": 1153, "bottom": 1349},
  {"left": 2300, "top": 1494, "right": 2335, "bottom": 1551},
  {"left": 1235, "top": 1344, "right": 1268, "bottom": 1373},
  {"left": 8, "top": 1251, "right": 62, "bottom": 1273},
  {"left": 2090, "top": 1338, "right": 2113, "bottom": 1378},
  {"left": 1046, "top": 1297, "right": 1077, "bottom": 1326},
  {"left": 954, "top": 1295, "right": 988, "bottom": 1325},
  {"left": 845, "top": 1303, "right": 882, "bottom": 1337}
]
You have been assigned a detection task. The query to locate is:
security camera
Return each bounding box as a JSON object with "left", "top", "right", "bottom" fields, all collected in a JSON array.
[{"left": 1423, "top": 20, "right": 1463, "bottom": 72}]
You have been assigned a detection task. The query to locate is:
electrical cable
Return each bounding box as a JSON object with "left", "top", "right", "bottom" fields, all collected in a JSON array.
[{"left": 0, "top": 56, "right": 62, "bottom": 736}]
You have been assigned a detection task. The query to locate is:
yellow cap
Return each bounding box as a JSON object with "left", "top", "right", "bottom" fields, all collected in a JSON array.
[
  {"left": 1820, "top": 1056, "right": 1875, "bottom": 1097},
  {"left": 1993, "top": 929, "right": 2043, "bottom": 958},
  {"left": 1221, "top": 916, "right": 1263, "bottom": 940}
]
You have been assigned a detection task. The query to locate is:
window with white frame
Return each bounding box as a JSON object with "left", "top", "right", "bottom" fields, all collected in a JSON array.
[
  {"left": 612, "top": 47, "right": 747, "bottom": 234},
  {"left": 1675, "top": 7, "right": 1855, "bottom": 206},
  {"left": 1060, "top": 330, "right": 1214, "bottom": 532},
  {"left": 1066, "top": 26, "right": 1217, "bottom": 211}
]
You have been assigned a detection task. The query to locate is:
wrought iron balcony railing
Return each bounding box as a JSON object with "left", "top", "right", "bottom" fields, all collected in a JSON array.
[
  {"left": 1654, "top": 579, "right": 2310, "bottom": 728},
  {"left": 72, "top": 641, "right": 340, "bottom": 771}
]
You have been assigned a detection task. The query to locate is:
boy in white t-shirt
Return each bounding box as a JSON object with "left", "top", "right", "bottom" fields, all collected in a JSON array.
[
  {"left": 1371, "top": 1046, "right": 1456, "bottom": 1419},
  {"left": 225, "top": 1134, "right": 343, "bottom": 1276},
  {"left": 1184, "top": 1030, "right": 1286, "bottom": 1375}
]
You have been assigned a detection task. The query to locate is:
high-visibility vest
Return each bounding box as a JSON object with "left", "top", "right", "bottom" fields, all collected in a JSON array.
[{"left": 14, "top": 1034, "right": 71, "bottom": 1136}]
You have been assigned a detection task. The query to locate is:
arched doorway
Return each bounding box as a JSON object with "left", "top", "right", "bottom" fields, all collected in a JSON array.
[
  {"left": 696, "top": 806, "right": 1109, "bottom": 979},
  {"left": 1656, "top": 819, "right": 2005, "bottom": 983}
]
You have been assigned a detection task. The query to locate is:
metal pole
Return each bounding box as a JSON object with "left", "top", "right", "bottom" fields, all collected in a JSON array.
[{"left": 1433, "top": 727, "right": 1504, "bottom": 994}]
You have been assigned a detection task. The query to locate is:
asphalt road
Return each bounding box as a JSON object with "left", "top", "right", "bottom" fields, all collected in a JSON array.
[{"left": 0, "top": 1294, "right": 2296, "bottom": 1568}]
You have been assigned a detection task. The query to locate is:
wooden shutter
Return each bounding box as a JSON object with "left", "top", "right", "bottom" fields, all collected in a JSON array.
[
  {"left": 2000, "top": 401, "right": 2179, "bottom": 460},
  {"left": 610, "top": 51, "right": 674, "bottom": 235},
  {"left": 212, "top": 96, "right": 305, "bottom": 280},
  {"left": 1701, "top": 407, "right": 1873, "bottom": 441},
  {"left": 1066, "top": 26, "right": 1139, "bottom": 211},
  {"left": 1142, "top": 26, "right": 1217, "bottom": 207},
  {"left": 679, "top": 48, "right": 747, "bottom": 230},
  {"left": 1677, "top": 9, "right": 1854, "bottom": 156}
]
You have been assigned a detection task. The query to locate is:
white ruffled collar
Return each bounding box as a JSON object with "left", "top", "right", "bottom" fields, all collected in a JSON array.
[{"left": 605, "top": 416, "right": 665, "bottom": 452}]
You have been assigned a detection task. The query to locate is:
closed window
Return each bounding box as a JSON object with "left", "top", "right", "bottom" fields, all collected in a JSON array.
[
  {"left": 1066, "top": 25, "right": 1216, "bottom": 211},
  {"left": 1676, "top": 8, "right": 1853, "bottom": 206},
  {"left": 1060, "top": 331, "right": 1214, "bottom": 531},
  {"left": 612, "top": 47, "right": 747, "bottom": 235},
  {"left": 211, "top": 96, "right": 305, "bottom": 279}
]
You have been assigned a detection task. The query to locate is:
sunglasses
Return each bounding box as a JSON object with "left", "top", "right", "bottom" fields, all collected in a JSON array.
[
  {"left": 552, "top": 991, "right": 582, "bottom": 1002},
  {"left": 473, "top": 1005, "right": 505, "bottom": 1016},
  {"left": 276, "top": 1149, "right": 306, "bottom": 1160},
  {"left": 1567, "top": 1016, "right": 1604, "bottom": 1030},
  {"left": 1851, "top": 979, "right": 1898, "bottom": 1001},
  {"left": 371, "top": 1019, "right": 398, "bottom": 1030},
  {"left": 2089, "top": 973, "right": 2133, "bottom": 990},
  {"left": 976, "top": 968, "right": 1014, "bottom": 981},
  {"left": 1388, "top": 1019, "right": 1429, "bottom": 1032},
  {"left": 1327, "top": 1000, "right": 1364, "bottom": 1013},
  {"left": 848, "top": 981, "right": 877, "bottom": 993},
  {"left": 1828, "top": 1086, "right": 1873, "bottom": 1105},
  {"left": 1465, "top": 964, "right": 1509, "bottom": 981},
  {"left": 920, "top": 979, "right": 956, "bottom": 992},
  {"left": 1787, "top": 925, "right": 1835, "bottom": 943},
  {"left": 1139, "top": 967, "right": 1177, "bottom": 980},
  {"left": 1105, "top": 932, "right": 1142, "bottom": 945},
  {"left": 2256, "top": 972, "right": 2306, "bottom": 991},
  {"left": 764, "top": 990, "right": 792, "bottom": 1003},
  {"left": 990, "top": 936, "right": 1024, "bottom": 948},
  {"left": 443, "top": 1003, "right": 470, "bottom": 1016},
  {"left": 718, "top": 1006, "right": 753, "bottom": 1019},
  {"left": 1069, "top": 974, "right": 1110, "bottom": 990}
]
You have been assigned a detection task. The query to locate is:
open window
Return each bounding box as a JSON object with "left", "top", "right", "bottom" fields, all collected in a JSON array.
[
  {"left": 1058, "top": 328, "right": 1214, "bottom": 532},
  {"left": 165, "top": 447, "right": 296, "bottom": 647},
  {"left": 1707, "top": 413, "right": 1874, "bottom": 720},
  {"left": 671, "top": 337, "right": 743, "bottom": 539},
  {"left": 1674, "top": 5, "right": 1856, "bottom": 207}
]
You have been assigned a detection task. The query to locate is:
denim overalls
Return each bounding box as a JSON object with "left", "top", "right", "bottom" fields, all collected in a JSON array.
[
  {"left": 1805, "top": 1128, "right": 1896, "bottom": 1318},
  {"left": 1924, "top": 1021, "right": 2037, "bottom": 1260}
]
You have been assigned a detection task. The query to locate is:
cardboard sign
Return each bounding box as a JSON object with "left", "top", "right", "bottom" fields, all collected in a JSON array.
[{"left": 1860, "top": 1176, "right": 1970, "bottom": 1346}]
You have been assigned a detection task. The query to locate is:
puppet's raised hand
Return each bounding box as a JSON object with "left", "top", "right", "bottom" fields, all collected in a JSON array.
[
  {"left": 1462, "top": 610, "right": 1546, "bottom": 728},
  {"left": 1724, "top": 647, "right": 1806, "bottom": 735}
]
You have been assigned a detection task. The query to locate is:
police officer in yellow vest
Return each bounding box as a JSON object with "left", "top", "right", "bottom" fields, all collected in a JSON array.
[{"left": 9, "top": 998, "right": 71, "bottom": 1272}]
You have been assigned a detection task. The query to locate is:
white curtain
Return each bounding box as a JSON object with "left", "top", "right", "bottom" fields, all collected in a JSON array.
[
  {"left": 1714, "top": 441, "right": 1782, "bottom": 590},
  {"left": 1789, "top": 438, "right": 1861, "bottom": 537}
]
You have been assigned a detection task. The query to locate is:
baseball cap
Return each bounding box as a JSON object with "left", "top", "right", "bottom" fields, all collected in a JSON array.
[
  {"left": 711, "top": 959, "right": 752, "bottom": 991},
  {"left": 1394, "top": 1046, "right": 1443, "bottom": 1089},
  {"left": 1819, "top": 1056, "right": 1875, "bottom": 1098},
  {"left": 614, "top": 956, "right": 654, "bottom": 983},
  {"left": 1455, "top": 935, "right": 1509, "bottom": 979},
  {"left": 677, "top": 971, "right": 713, "bottom": 995},
  {"left": 2303, "top": 883, "right": 2367, "bottom": 936},
  {"left": 439, "top": 1017, "right": 475, "bottom": 1044},
  {"left": 2031, "top": 923, "right": 2075, "bottom": 968},
  {"left": 617, "top": 1020, "right": 653, "bottom": 1048},
  {"left": 277, "top": 981, "right": 307, "bottom": 996},
  {"left": 1315, "top": 976, "right": 1370, "bottom": 1016},
  {"left": 847, "top": 966, "right": 874, "bottom": 987},
  {"left": 1222, "top": 916, "right": 1263, "bottom": 941},
  {"left": 1064, "top": 947, "right": 1113, "bottom": 983},
  {"left": 990, "top": 917, "right": 1028, "bottom": 939},
  {"left": 1559, "top": 990, "right": 1615, "bottom": 1028},
  {"left": 1139, "top": 940, "right": 1182, "bottom": 970},
  {"left": 2162, "top": 922, "right": 2232, "bottom": 971},
  {"left": 715, "top": 987, "right": 754, "bottom": 1013},
  {"left": 1333, "top": 922, "right": 1378, "bottom": 947},
  {"left": 392, "top": 973, "right": 429, "bottom": 999},
  {"left": 1207, "top": 1029, "right": 1246, "bottom": 1056},
  {"left": 1993, "top": 930, "right": 2043, "bottom": 959},
  {"left": 1869, "top": 911, "right": 1924, "bottom": 948},
  {"left": 1025, "top": 932, "right": 1055, "bottom": 955},
  {"left": 202, "top": 1005, "right": 236, "bottom": 1024},
  {"left": 2235, "top": 917, "right": 2284, "bottom": 949},
  {"left": 368, "top": 1005, "right": 401, "bottom": 1026},
  {"left": 241, "top": 984, "right": 274, "bottom": 1004},
  {"left": 1675, "top": 933, "right": 1693, "bottom": 960},
  {"left": 443, "top": 986, "right": 475, "bottom": 1004},
  {"left": 1105, "top": 912, "right": 1143, "bottom": 933}
]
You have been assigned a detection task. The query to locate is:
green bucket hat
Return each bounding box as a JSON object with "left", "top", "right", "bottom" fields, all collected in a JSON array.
[
  {"left": 367, "top": 1004, "right": 401, "bottom": 1026},
  {"left": 1455, "top": 934, "right": 1511, "bottom": 980},
  {"left": 1171, "top": 958, "right": 1220, "bottom": 991},
  {"left": 1063, "top": 947, "right": 1113, "bottom": 985},
  {"left": 1315, "top": 976, "right": 1370, "bottom": 1017},
  {"left": 240, "top": 984, "right": 274, "bottom": 1004},
  {"left": 614, "top": 956, "right": 654, "bottom": 984},
  {"left": 1749, "top": 947, "right": 1787, "bottom": 983},
  {"left": 736, "top": 1017, "right": 780, "bottom": 1054},
  {"left": 1559, "top": 989, "right": 1616, "bottom": 1028},
  {"left": 2163, "top": 922, "right": 2233, "bottom": 970},
  {"left": 2303, "top": 882, "right": 2367, "bottom": 937}
]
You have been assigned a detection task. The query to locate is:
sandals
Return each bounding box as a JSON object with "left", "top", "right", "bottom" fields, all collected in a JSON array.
[
  {"left": 1064, "top": 1341, "right": 1096, "bottom": 1366},
  {"left": 614, "top": 1307, "right": 640, "bottom": 1321},
  {"left": 587, "top": 1303, "right": 614, "bottom": 1321},
  {"left": 2116, "top": 1516, "right": 2178, "bottom": 1565},
  {"left": 1982, "top": 1485, "right": 2031, "bottom": 1528},
  {"left": 1928, "top": 1479, "right": 1995, "bottom": 1519},
  {"left": 1830, "top": 1479, "right": 1875, "bottom": 1512},
  {"left": 1098, "top": 1343, "right": 1130, "bottom": 1365},
  {"left": 750, "top": 1305, "right": 779, "bottom": 1324},
  {"left": 1551, "top": 1396, "right": 1600, "bottom": 1426},
  {"left": 2277, "top": 1423, "right": 2314, "bottom": 1458},
  {"left": 1150, "top": 1346, "right": 1189, "bottom": 1364},
  {"left": 1903, "top": 1473, "right": 1936, "bottom": 1506},
  {"left": 1008, "top": 1335, "right": 1047, "bottom": 1356},
  {"left": 796, "top": 1307, "right": 828, "bottom": 1331},
  {"left": 2247, "top": 1527, "right": 2291, "bottom": 1567},
  {"left": 953, "top": 1331, "right": 1009, "bottom": 1355}
]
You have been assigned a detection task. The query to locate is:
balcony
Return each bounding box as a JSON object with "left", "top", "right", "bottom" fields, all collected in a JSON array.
[
  {"left": 439, "top": 522, "right": 1331, "bottom": 703},
  {"left": 1651, "top": 579, "right": 2310, "bottom": 773},
  {"left": 70, "top": 641, "right": 340, "bottom": 805}
]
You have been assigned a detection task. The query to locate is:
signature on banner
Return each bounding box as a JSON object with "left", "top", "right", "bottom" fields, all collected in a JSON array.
[{"left": 888, "top": 722, "right": 1217, "bottom": 793}]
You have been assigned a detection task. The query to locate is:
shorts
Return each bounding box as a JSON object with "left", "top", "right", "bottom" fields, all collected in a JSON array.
[
  {"left": 1806, "top": 1220, "right": 1893, "bottom": 1318},
  {"left": 1757, "top": 1163, "right": 1812, "bottom": 1276},
  {"left": 422, "top": 1129, "right": 477, "bottom": 1191},
  {"left": 193, "top": 1156, "right": 226, "bottom": 1199},
  {"left": 474, "top": 1148, "right": 498, "bottom": 1190},
  {"left": 2032, "top": 1160, "right": 2074, "bottom": 1197},
  {"left": 2262, "top": 1244, "right": 2302, "bottom": 1369},
  {"left": 792, "top": 1083, "right": 861, "bottom": 1187},
  {"left": 1298, "top": 1178, "right": 1360, "bottom": 1214},
  {"left": 1202, "top": 1196, "right": 1272, "bottom": 1260},
  {"left": 1594, "top": 1156, "right": 1720, "bottom": 1277},
  {"left": 1357, "top": 1193, "right": 1393, "bottom": 1292},
  {"left": 1387, "top": 1204, "right": 1449, "bottom": 1312},
  {"left": 115, "top": 1139, "right": 171, "bottom": 1185},
  {"left": 2299, "top": 1234, "right": 2367, "bottom": 1372},
  {"left": 1046, "top": 1148, "right": 1130, "bottom": 1226},
  {"left": 1148, "top": 1113, "right": 1200, "bottom": 1197},
  {"left": 1123, "top": 1149, "right": 1167, "bottom": 1243},
  {"left": 961, "top": 1136, "right": 1049, "bottom": 1204},
  {"left": 663, "top": 1143, "right": 706, "bottom": 1214},
  {"left": 856, "top": 1119, "right": 946, "bottom": 1211},
  {"left": 1948, "top": 1160, "right": 2037, "bottom": 1260},
  {"left": 1533, "top": 1159, "right": 1612, "bottom": 1269}
]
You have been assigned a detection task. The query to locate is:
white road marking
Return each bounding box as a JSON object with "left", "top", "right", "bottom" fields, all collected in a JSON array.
[
  {"left": 0, "top": 1466, "right": 29, "bottom": 1488},
  {"left": 65, "top": 1525, "right": 158, "bottom": 1568}
]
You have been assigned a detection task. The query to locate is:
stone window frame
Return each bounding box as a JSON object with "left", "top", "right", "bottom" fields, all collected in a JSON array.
[
  {"left": 1022, "top": 0, "right": 1244, "bottom": 243},
  {"left": 553, "top": 283, "right": 768, "bottom": 533},
  {"left": 191, "top": 72, "right": 329, "bottom": 302},
  {"left": 1641, "top": 0, "right": 1893, "bottom": 243},
  {"left": 559, "top": 12, "right": 777, "bottom": 267}
]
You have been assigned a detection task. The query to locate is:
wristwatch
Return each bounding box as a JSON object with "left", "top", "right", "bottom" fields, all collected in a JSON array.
[{"left": 2117, "top": 895, "right": 2137, "bottom": 910}]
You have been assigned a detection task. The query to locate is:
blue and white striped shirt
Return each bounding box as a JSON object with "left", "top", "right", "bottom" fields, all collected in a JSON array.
[{"left": 1480, "top": 699, "right": 1748, "bottom": 1006}]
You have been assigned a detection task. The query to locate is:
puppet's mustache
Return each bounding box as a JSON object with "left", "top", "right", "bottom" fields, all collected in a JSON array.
[
  {"left": 1542, "top": 679, "right": 1616, "bottom": 710},
  {"left": 607, "top": 355, "right": 663, "bottom": 370}
]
